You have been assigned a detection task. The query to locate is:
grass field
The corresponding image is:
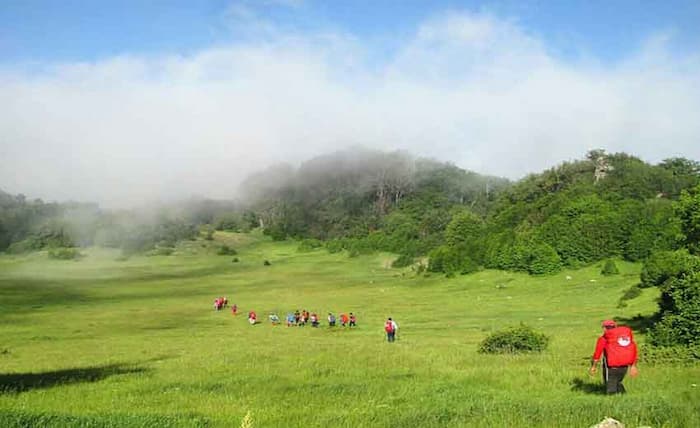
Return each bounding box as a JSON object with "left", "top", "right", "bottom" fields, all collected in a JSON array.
[{"left": 1, "top": 232, "right": 698, "bottom": 427}]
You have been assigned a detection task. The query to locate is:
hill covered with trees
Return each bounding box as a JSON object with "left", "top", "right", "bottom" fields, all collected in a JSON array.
[{"left": 238, "top": 149, "right": 699, "bottom": 276}]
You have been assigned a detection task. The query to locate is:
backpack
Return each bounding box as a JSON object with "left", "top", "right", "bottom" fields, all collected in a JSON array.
[
  {"left": 385, "top": 321, "right": 394, "bottom": 333},
  {"left": 603, "top": 326, "right": 637, "bottom": 367}
]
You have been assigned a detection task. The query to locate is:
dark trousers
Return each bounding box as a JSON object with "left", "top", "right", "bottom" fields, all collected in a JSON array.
[
  {"left": 603, "top": 364, "right": 628, "bottom": 394},
  {"left": 387, "top": 332, "right": 395, "bottom": 342}
]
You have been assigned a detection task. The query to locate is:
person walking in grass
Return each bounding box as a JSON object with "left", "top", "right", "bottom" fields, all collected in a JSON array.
[
  {"left": 310, "top": 313, "right": 319, "bottom": 327},
  {"left": 248, "top": 311, "right": 257, "bottom": 325},
  {"left": 340, "top": 313, "right": 349, "bottom": 327},
  {"left": 589, "top": 320, "right": 638, "bottom": 394},
  {"left": 286, "top": 312, "right": 295, "bottom": 327},
  {"left": 231, "top": 303, "right": 238, "bottom": 316},
  {"left": 349, "top": 313, "right": 357, "bottom": 327},
  {"left": 385, "top": 317, "right": 398, "bottom": 342},
  {"left": 327, "top": 312, "right": 336, "bottom": 327}
]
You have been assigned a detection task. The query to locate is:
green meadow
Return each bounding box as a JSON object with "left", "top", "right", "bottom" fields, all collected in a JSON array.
[{"left": 1, "top": 232, "right": 698, "bottom": 427}]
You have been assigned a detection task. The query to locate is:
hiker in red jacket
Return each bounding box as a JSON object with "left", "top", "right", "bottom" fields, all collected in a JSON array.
[{"left": 589, "top": 320, "right": 639, "bottom": 394}]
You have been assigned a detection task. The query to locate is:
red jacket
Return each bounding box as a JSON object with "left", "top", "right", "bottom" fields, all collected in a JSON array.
[{"left": 592, "top": 326, "right": 638, "bottom": 367}]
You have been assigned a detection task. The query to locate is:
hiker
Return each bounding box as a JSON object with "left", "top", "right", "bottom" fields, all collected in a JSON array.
[
  {"left": 248, "top": 311, "right": 257, "bottom": 325},
  {"left": 294, "top": 310, "right": 301, "bottom": 325},
  {"left": 214, "top": 298, "right": 222, "bottom": 311},
  {"left": 328, "top": 312, "right": 336, "bottom": 327},
  {"left": 589, "top": 320, "right": 638, "bottom": 394},
  {"left": 340, "top": 313, "right": 349, "bottom": 327},
  {"left": 231, "top": 304, "right": 238, "bottom": 316},
  {"left": 385, "top": 317, "right": 398, "bottom": 342},
  {"left": 349, "top": 313, "right": 357, "bottom": 327},
  {"left": 269, "top": 313, "right": 280, "bottom": 325},
  {"left": 310, "top": 313, "right": 319, "bottom": 328},
  {"left": 223, "top": 297, "right": 228, "bottom": 307},
  {"left": 286, "top": 313, "right": 295, "bottom": 327}
]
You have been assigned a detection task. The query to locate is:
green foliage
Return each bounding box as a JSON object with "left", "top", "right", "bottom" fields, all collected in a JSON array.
[
  {"left": 601, "top": 259, "right": 620, "bottom": 275},
  {"left": 427, "top": 245, "right": 478, "bottom": 275},
  {"left": 391, "top": 254, "right": 414, "bottom": 268},
  {"left": 638, "top": 343, "right": 700, "bottom": 364},
  {"left": 489, "top": 240, "right": 561, "bottom": 275},
  {"left": 145, "top": 247, "right": 174, "bottom": 256},
  {"left": 297, "top": 239, "right": 323, "bottom": 252},
  {"left": 231, "top": 257, "right": 239, "bottom": 263},
  {"left": 639, "top": 250, "right": 700, "bottom": 288},
  {"left": 479, "top": 324, "right": 549, "bottom": 354},
  {"left": 263, "top": 260, "right": 271, "bottom": 266},
  {"left": 325, "top": 239, "right": 345, "bottom": 254},
  {"left": 617, "top": 284, "right": 642, "bottom": 308},
  {"left": 47, "top": 247, "right": 82, "bottom": 260},
  {"left": 649, "top": 273, "right": 700, "bottom": 347},
  {"left": 217, "top": 245, "right": 237, "bottom": 256},
  {"left": 675, "top": 183, "right": 700, "bottom": 254}
]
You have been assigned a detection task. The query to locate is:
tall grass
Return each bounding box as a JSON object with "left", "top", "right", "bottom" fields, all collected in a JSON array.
[{"left": 0, "top": 234, "right": 698, "bottom": 427}]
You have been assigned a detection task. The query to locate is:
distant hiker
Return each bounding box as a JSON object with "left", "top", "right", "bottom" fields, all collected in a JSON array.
[
  {"left": 349, "top": 313, "right": 357, "bottom": 327},
  {"left": 269, "top": 313, "right": 280, "bottom": 325},
  {"left": 385, "top": 318, "right": 398, "bottom": 342},
  {"left": 294, "top": 310, "right": 301, "bottom": 324},
  {"left": 248, "top": 311, "right": 257, "bottom": 325},
  {"left": 589, "top": 320, "right": 638, "bottom": 394},
  {"left": 231, "top": 304, "right": 238, "bottom": 316},
  {"left": 328, "top": 312, "right": 336, "bottom": 327},
  {"left": 286, "top": 313, "right": 296, "bottom": 327},
  {"left": 302, "top": 310, "right": 310, "bottom": 325},
  {"left": 223, "top": 297, "right": 228, "bottom": 307},
  {"left": 310, "top": 313, "right": 319, "bottom": 328},
  {"left": 214, "top": 298, "right": 223, "bottom": 311},
  {"left": 340, "top": 313, "right": 349, "bottom": 327}
]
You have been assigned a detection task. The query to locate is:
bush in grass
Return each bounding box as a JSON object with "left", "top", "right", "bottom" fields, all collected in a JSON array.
[
  {"left": 47, "top": 247, "right": 82, "bottom": 260},
  {"left": 263, "top": 260, "right": 271, "bottom": 266},
  {"left": 601, "top": 259, "right": 620, "bottom": 275},
  {"left": 640, "top": 250, "right": 700, "bottom": 288},
  {"left": 479, "top": 324, "right": 549, "bottom": 354},
  {"left": 232, "top": 257, "right": 239, "bottom": 263},
  {"left": 325, "top": 239, "right": 345, "bottom": 254},
  {"left": 297, "top": 239, "right": 323, "bottom": 252},
  {"left": 145, "top": 247, "right": 173, "bottom": 256},
  {"left": 638, "top": 343, "right": 700, "bottom": 364},
  {"left": 392, "top": 254, "right": 414, "bottom": 268},
  {"left": 617, "top": 284, "right": 643, "bottom": 308},
  {"left": 217, "top": 245, "right": 237, "bottom": 256}
]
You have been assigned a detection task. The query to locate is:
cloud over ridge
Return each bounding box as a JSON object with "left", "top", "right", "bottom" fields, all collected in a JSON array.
[{"left": 1, "top": 11, "right": 699, "bottom": 206}]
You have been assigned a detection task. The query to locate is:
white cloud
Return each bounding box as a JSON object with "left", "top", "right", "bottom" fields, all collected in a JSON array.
[{"left": 1, "top": 11, "right": 699, "bottom": 207}]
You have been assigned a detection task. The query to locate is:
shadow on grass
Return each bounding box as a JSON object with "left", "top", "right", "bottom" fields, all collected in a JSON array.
[
  {"left": 617, "top": 313, "right": 659, "bottom": 334},
  {"left": 570, "top": 377, "right": 605, "bottom": 395},
  {"left": 0, "top": 363, "right": 148, "bottom": 394}
]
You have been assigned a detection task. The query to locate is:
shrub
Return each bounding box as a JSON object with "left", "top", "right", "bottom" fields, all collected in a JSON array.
[
  {"left": 638, "top": 343, "right": 700, "bottom": 364},
  {"left": 232, "top": 257, "right": 239, "bottom": 263},
  {"left": 601, "top": 259, "right": 620, "bottom": 275},
  {"left": 648, "top": 274, "right": 700, "bottom": 347},
  {"left": 48, "top": 247, "right": 82, "bottom": 260},
  {"left": 479, "top": 324, "right": 549, "bottom": 354},
  {"left": 217, "top": 245, "right": 237, "bottom": 256},
  {"left": 640, "top": 250, "right": 700, "bottom": 288},
  {"left": 297, "top": 239, "right": 323, "bottom": 252},
  {"left": 263, "top": 260, "right": 271, "bottom": 266},
  {"left": 325, "top": 239, "right": 345, "bottom": 254},
  {"left": 427, "top": 245, "right": 478, "bottom": 275},
  {"left": 145, "top": 247, "right": 173, "bottom": 256},
  {"left": 391, "top": 254, "right": 414, "bottom": 268},
  {"left": 617, "top": 284, "right": 642, "bottom": 308}
]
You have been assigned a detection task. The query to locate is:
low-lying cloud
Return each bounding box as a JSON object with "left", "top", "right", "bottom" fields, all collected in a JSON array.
[{"left": 1, "top": 11, "right": 699, "bottom": 207}]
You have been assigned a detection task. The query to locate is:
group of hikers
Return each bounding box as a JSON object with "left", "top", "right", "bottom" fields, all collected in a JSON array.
[
  {"left": 213, "top": 299, "right": 399, "bottom": 341},
  {"left": 282, "top": 310, "right": 357, "bottom": 328},
  {"left": 213, "top": 298, "right": 636, "bottom": 394}
]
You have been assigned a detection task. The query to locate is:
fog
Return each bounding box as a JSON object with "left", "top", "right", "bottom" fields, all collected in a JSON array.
[{"left": 1, "top": 11, "right": 699, "bottom": 207}]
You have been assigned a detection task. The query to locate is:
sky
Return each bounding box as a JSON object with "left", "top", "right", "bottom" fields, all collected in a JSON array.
[{"left": 1, "top": 0, "right": 699, "bottom": 206}]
